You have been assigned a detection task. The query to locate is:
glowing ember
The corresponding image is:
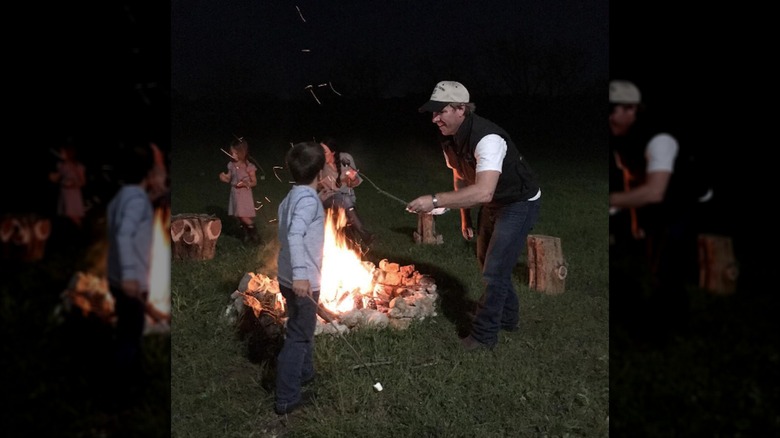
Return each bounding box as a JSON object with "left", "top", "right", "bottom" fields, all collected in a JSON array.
[{"left": 320, "top": 208, "right": 374, "bottom": 314}]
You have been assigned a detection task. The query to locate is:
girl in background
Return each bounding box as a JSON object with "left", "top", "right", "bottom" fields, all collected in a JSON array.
[
  {"left": 50, "top": 144, "right": 87, "bottom": 227},
  {"left": 219, "top": 137, "right": 259, "bottom": 243}
]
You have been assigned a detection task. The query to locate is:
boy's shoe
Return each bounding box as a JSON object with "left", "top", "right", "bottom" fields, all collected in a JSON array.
[
  {"left": 274, "top": 391, "right": 316, "bottom": 416},
  {"left": 459, "top": 335, "right": 494, "bottom": 351}
]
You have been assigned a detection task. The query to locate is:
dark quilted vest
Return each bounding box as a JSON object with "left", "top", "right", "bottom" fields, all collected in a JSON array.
[{"left": 441, "top": 113, "right": 539, "bottom": 206}]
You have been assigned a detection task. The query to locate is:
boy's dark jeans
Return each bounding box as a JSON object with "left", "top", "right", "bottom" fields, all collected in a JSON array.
[
  {"left": 275, "top": 285, "right": 319, "bottom": 411},
  {"left": 109, "top": 287, "right": 148, "bottom": 397}
]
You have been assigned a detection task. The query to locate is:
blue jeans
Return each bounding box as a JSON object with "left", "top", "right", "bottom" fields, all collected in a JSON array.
[
  {"left": 471, "top": 199, "right": 541, "bottom": 346},
  {"left": 109, "top": 286, "right": 148, "bottom": 373},
  {"left": 275, "top": 285, "right": 319, "bottom": 410}
]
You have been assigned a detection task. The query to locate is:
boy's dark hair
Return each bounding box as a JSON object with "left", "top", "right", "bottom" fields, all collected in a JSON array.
[
  {"left": 286, "top": 141, "right": 325, "bottom": 184},
  {"left": 115, "top": 142, "right": 154, "bottom": 184}
]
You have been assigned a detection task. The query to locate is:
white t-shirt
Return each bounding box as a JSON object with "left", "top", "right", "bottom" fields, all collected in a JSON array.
[
  {"left": 475, "top": 134, "right": 507, "bottom": 172},
  {"left": 444, "top": 134, "right": 541, "bottom": 200},
  {"left": 444, "top": 134, "right": 507, "bottom": 172},
  {"left": 646, "top": 133, "right": 678, "bottom": 173}
]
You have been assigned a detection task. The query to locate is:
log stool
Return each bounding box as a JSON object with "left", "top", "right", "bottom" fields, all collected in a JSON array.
[
  {"left": 527, "top": 234, "right": 568, "bottom": 295},
  {"left": 413, "top": 213, "right": 443, "bottom": 245},
  {"left": 0, "top": 213, "right": 52, "bottom": 262},
  {"left": 698, "top": 234, "right": 739, "bottom": 295},
  {"left": 171, "top": 214, "right": 222, "bottom": 260}
]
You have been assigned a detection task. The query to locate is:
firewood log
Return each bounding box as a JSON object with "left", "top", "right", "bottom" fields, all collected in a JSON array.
[
  {"left": 527, "top": 234, "right": 568, "bottom": 295},
  {"left": 0, "top": 214, "right": 51, "bottom": 262},
  {"left": 171, "top": 214, "right": 222, "bottom": 260}
]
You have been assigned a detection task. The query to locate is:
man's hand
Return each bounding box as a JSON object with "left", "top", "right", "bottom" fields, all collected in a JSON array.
[
  {"left": 460, "top": 208, "right": 474, "bottom": 241},
  {"left": 406, "top": 195, "right": 435, "bottom": 214}
]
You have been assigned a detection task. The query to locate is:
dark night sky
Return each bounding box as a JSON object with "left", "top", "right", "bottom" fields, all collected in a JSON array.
[
  {"left": 1, "top": 1, "right": 608, "bottom": 213},
  {"left": 2, "top": 2, "right": 170, "bottom": 214},
  {"left": 610, "top": 0, "right": 752, "bottom": 234},
  {"left": 172, "top": 0, "right": 608, "bottom": 100}
]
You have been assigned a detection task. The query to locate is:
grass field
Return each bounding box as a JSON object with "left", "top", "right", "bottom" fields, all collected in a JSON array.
[{"left": 170, "top": 97, "right": 609, "bottom": 437}]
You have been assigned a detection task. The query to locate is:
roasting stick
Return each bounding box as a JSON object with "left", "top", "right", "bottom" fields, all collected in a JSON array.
[
  {"left": 358, "top": 171, "right": 449, "bottom": 215},
  {"left": 220, "top": 148, "right": 236, "bottom": 160},
  {"left": 357, "top": 172, "right": 407, "bottom": 206},
  {"left": 305, "top": 294, "right": 383, "bottom": 392}
]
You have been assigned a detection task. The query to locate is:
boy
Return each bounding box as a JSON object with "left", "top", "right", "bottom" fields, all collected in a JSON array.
[
  {"left": 274, "top": 141, "right": 326, "bottom": 415},
  {"left": 106, "top": 142, "right": 165, "bottom": 402},
  {"left": 317, "top": 137, "right": 374, "bottom": 247}
]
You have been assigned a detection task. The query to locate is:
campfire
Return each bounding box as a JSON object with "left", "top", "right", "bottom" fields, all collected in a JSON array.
[
  {"left": 227, "top": 208, "right": 439, "bottom": 336},
  {"left": 55, "top": 205, "right": 172, "bottom": 333}
]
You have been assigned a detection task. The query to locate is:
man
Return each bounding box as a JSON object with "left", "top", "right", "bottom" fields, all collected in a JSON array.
[
  {"left": 407, "top": 81, "right": 541, "bottom": 351},
  {"left": 609, "top": 80, "right": 692, "bottom": 340}
]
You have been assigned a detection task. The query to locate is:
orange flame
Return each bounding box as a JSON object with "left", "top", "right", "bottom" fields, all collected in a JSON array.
[
  {"left": 319, "top": 208, "right": 375, "bottom": 313},
  {"left": 148, "top": 206, "right": 171, "bottom": 318}
]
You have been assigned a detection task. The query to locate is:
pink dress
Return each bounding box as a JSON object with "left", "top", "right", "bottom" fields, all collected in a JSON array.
[
  {"left": 226, "top": 161, "right": 257, "bottom": 218},
  {"left": 57, "top": 161, "right": 85, "bottom": 218}
]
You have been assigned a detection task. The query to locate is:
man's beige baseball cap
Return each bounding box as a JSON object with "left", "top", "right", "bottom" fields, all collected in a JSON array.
[
  {"left": 418, "top": 81, "right": 470, "bottom": 112},
  {"left": 609, "top": 80, "right": 641, "bottom": 104}
]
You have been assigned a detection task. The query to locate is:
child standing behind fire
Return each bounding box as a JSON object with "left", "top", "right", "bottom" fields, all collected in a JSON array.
[
  {"left": 274, "top": 141, "right": 326, "bottom": 416},
  {"left": 317, "top": 137, "right": 374, "bottom": 248},
  {"left": 219, "top": 137, "right": 259, "bottom": 243}
]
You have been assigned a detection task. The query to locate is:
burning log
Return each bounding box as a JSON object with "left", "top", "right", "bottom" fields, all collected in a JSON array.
[
  {"left": 54, "top": 271, "right": 171, "bottom": 334},
  {"left": 527, "top": 234, "right": 568, "bottom": 295},
  {"left": 55, "top": 272, "right": 116, "bottom": 326},
  {"left": 226, "top": 272, "right": 284, "bottom": 322},
  {"left": 0, "top": 213, "right": 52, "bottom": 262},
  {"left": 224, "top": 272, "right": 286, "bottom": 364},
  {"left": 413, "top": 213, "right": 443, "bottom": 245},
  {"left": 171, "top": 213, "right": 221, "bottom": 260}
]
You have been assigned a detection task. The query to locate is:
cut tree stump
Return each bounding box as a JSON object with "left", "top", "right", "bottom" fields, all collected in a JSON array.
[
  {"left": 413, "top": 213, "right": 443, "bottom": 245},
  {"left": 0, "top": 213, "right": 52, "bottom": 262},
  {"left": 527, "top": 234, "right": 567, "bottom": 295},
  {"left": 171, "top": 214, "right": 222, "bottom": 260},
  {"left": 698, "top": 234, "right": 738, "bottom": 295}
]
